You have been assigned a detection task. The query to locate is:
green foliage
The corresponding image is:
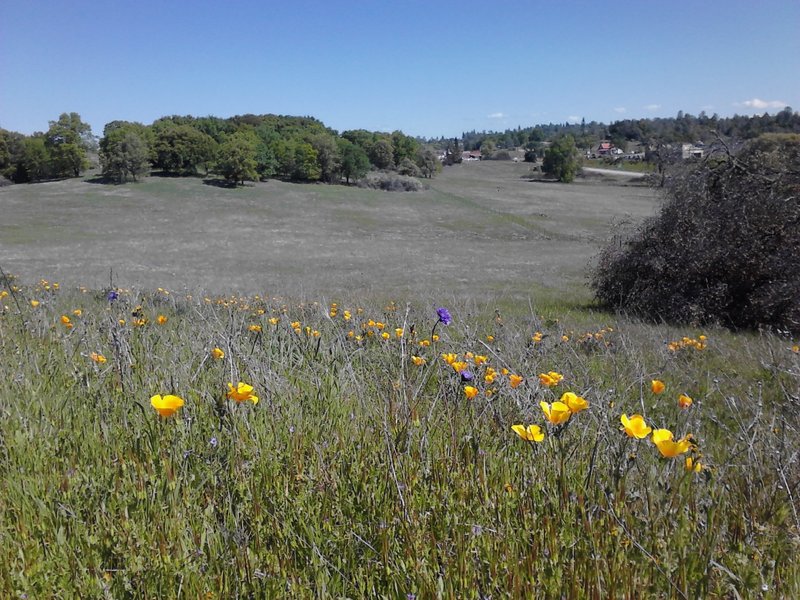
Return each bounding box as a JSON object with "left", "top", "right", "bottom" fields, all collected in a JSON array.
[
  {"left": 19, "top": 136, "right": 50, "bottom": 181},
  {"left": 216, "top": 133, "right": 258, "bottom": 185},
  {"left": 543, "top": 135, "right": 580, "bottom": 182},
  {"left": 397, "top": 157, "right": 422, "bottom": 178},
  {"left": 45, "top": 112, "right": 92, "bottom": 178},
  {"left": 291, "top": 142, "right": 321, "bottom": 181},
  {"left": 152, "top": 123, "right": 216, "bottom": 174},
  {"left": 309, "top": 134, "right": 341, "bottom": 183},
  {"left": 416, "top": 148, "right": 441, "bottom": 178},
  {"left": 592, "top": 134, "right": 800, "bottom": 333},
  {"left": 99, "top": 123, "right": 151, "bottom": 183},
  {"left": 391, "top": 130, "right": 420, "bottom": 166},
  {"left": 368, "top": 138, "right": 394, "bottom": 170},
  {"left": 0, "top": 282, "right": 798, "bottom": 597},
  {"left": 338, "top": 139, "right": 370, "bottom": 184}
]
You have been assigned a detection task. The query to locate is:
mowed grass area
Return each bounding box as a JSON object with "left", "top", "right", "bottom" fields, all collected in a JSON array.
[
  {"left": 1, "top": 166, "right": 798, "bottom": 597},
  {"left": 0, "top": 161, "right": 657, "bottom": 305}
]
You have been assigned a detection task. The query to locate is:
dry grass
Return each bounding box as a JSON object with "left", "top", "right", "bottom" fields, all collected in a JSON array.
[{"left": 0, "top": 162, "right": 658, "bottom": 305}]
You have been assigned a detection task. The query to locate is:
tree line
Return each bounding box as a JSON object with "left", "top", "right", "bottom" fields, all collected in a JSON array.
[
  {"left": 454, "top": 107, "right": 800, "bottom": 155},
  {"left": 2, "top": 108, "right": 798, "bottom": 186},
  {"left": 0, "top": 113, "right": 442, "bottom": 186}
]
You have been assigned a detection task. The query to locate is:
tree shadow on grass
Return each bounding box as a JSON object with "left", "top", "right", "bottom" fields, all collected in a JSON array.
[
  {"left": 84, "top": 175, "right": 121, "bottom": 185},
  {"left": 202, "top": 178, "right": 240, "bottom": 189},
  {"left": 150, "top": 170, "right": 206, "bottom": 178}
]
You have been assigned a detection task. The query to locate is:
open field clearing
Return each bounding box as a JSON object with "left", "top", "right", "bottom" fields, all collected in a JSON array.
[
  {"left": 0, "top": 162, "right": 657, "bottom": 304},
  {"left": 1, "top": 165, "right": 798, "bottom": 597}
]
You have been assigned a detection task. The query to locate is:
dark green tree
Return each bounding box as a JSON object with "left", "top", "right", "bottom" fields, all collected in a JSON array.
[
  {"left": 45, "top": 112, "right": 91, "bottom": 177},
  {"left": 216, "top": 133, "right": 258, "bottom": 185},
  {"left": 542, "top": 135, "right": 580, "bottom": 182},
  {"left": 20, "top": 136, "right": 50, "bottom": 181},
  {"left": 152, "top": 123, "right": 216, "bottom": 174},
  {"left": 391, "top": 131, "right": 420, "bottom": 166},
  {"left": 338, "top": 139, "right": 370, "bottom": 184},
  {"left": 310, "top": 134, "right": 342, "bottom": 183},
  {"left": 369, "top": 138, "right": 394, "bottom": 170},
  {"left": 416, "top": 148, "right": 441, "bottom": 178},
  {"left": 99, "top": 126, "right": 150, "bottom": 183}
]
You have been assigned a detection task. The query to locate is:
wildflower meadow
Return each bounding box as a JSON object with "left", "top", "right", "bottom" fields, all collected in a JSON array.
[{"left": 0, "top": 276, "right": 798, "bottom": 598}]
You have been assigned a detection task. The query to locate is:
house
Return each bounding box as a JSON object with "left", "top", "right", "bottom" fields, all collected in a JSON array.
[
  {"left": 461, "top": 150, "right": 482, "bottom": 161},
  {"left": 681, "top": 142, "right": 705, "bottom": 159},
  {"left": 596, "top": 141, "right": 613, "bottom": 156}
]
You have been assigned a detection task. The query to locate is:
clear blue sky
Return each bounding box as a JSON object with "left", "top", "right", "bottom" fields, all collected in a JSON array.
[{"left": 1, "top": 0, "right": 798, "bottom": 138}]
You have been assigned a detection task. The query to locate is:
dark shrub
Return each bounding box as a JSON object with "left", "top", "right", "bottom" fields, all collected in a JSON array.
[{"left": 591, "top": 134, "right": 800, "bottom": 333}]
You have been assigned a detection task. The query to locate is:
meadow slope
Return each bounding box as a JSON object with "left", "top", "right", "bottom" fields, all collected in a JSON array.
[{"left": 0, "top": 162, "right": 657, "bottom": 304}]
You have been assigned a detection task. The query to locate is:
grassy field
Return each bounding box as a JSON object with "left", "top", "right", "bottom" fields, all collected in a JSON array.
[
  {"left": 1, "top": 165, "right": 798, "bottom": 598},
  {"left": 0, "top": 162, "right": 657, "bottom": 306}
]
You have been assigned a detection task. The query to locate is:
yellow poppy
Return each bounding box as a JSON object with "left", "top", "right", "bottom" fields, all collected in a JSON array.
[
  {"left": 150, "top": 394, "right": 184, "bottom": 417},
  {"left": 30, "top": 300, "right": 40, "bottom": 307},
  {"left": 561, "top": 391, "right": 588, "bottom": 413},
  {"left": 411, "top": 356, "right": 426, "bottom": 366},
  {"left": 620, "top": 414, "right": 652, "bottom": 438},
  {"left": 540, "top": 401, "right": 571, "bottom": 425},
  {"left": 442, "top": 353, "right": 458, "bottom": 365},
  {"left": 651, "top": 429, "right": 692, "bottom": 458},
  {"left": 538, "top": 371, "right": 563, "bottom": 387},
  {"left": 509, "top": 374, "right": 524, "bottom": 388},
  {"left": 211, "top": 347, "right": 225, "bottom": 360},
  {"left": 72, "top": 309, "right": 82, "bottom": 317},
  {"left": 464, "top": 386, "right": 478, "bottom": 399},
  {"left": 511, "top": 424, "right": 545, "bottom": 442},
  {"left": 678, "top": 394, "right": 693, "bottom": 409},
  {"left": 685, "top": 456, "right": 703, "bottom": 472},
  {"left": 227, "top": 382, "right": 259, "bottom": 404},
  {"left": 157, "top": 315, "right": 168, "bottom": 325},
  {"left": 651, "top": 380, "right": 665, "bottom": 394},
  {"left": 90, "top": 352, "right": 107, "bottom": 364}
]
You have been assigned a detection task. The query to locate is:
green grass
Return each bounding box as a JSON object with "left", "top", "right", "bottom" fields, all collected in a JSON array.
[
  {"left": 0, "top": 165, "right": 798, "bottom": 596},
  {"left": 0, "top": 280, "right": 798, "bottom": 598}
]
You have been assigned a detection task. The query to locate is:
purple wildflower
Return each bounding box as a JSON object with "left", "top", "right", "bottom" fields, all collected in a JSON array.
[
  {"left": 436, "top": 307, "right": 452, "bottom": 325},
  {"left": 460, "top": 370, "right": 474, "bottom": 382},
  {"left": 106, "top": 290, "right": 119, "bottom": 302}
]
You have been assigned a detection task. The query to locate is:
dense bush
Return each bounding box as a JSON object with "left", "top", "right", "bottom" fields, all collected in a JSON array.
[
  {"left": 357, "top": 171, "right": 424, "bottom": 192},
  {"left": 592, "top": 134, "right": 800, "bottom": 333}
]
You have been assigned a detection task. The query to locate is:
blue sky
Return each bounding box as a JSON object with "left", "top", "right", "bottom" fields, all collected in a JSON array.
[{"left": 1, "top": 0, "right": 798, "bottom": 138}]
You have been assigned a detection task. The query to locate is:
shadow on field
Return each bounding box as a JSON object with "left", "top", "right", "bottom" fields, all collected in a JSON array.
[
  {"left": 202, "top": 178, "right": 239, "bottom": 189},
  {"left": 84, "top": 175, "right": 120, "bottom": 185}
]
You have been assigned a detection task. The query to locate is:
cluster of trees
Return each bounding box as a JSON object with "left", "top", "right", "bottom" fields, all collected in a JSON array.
[
  {"left": 96, "top": 115, "right": 445, "bottom": 185},
  {"left": 1, "top": 113, "right": 443, "bottom": 187},
  {"left": 0, "top": 113, "right": 94, "bottom": 182}
]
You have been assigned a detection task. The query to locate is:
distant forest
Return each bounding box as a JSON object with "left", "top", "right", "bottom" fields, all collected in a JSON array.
[
  {"left": 1, "top": 108, "right": 798, "bottom": 186},
  {"left": 455, "top": 107, "right": 800, "bottom": 152}
]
